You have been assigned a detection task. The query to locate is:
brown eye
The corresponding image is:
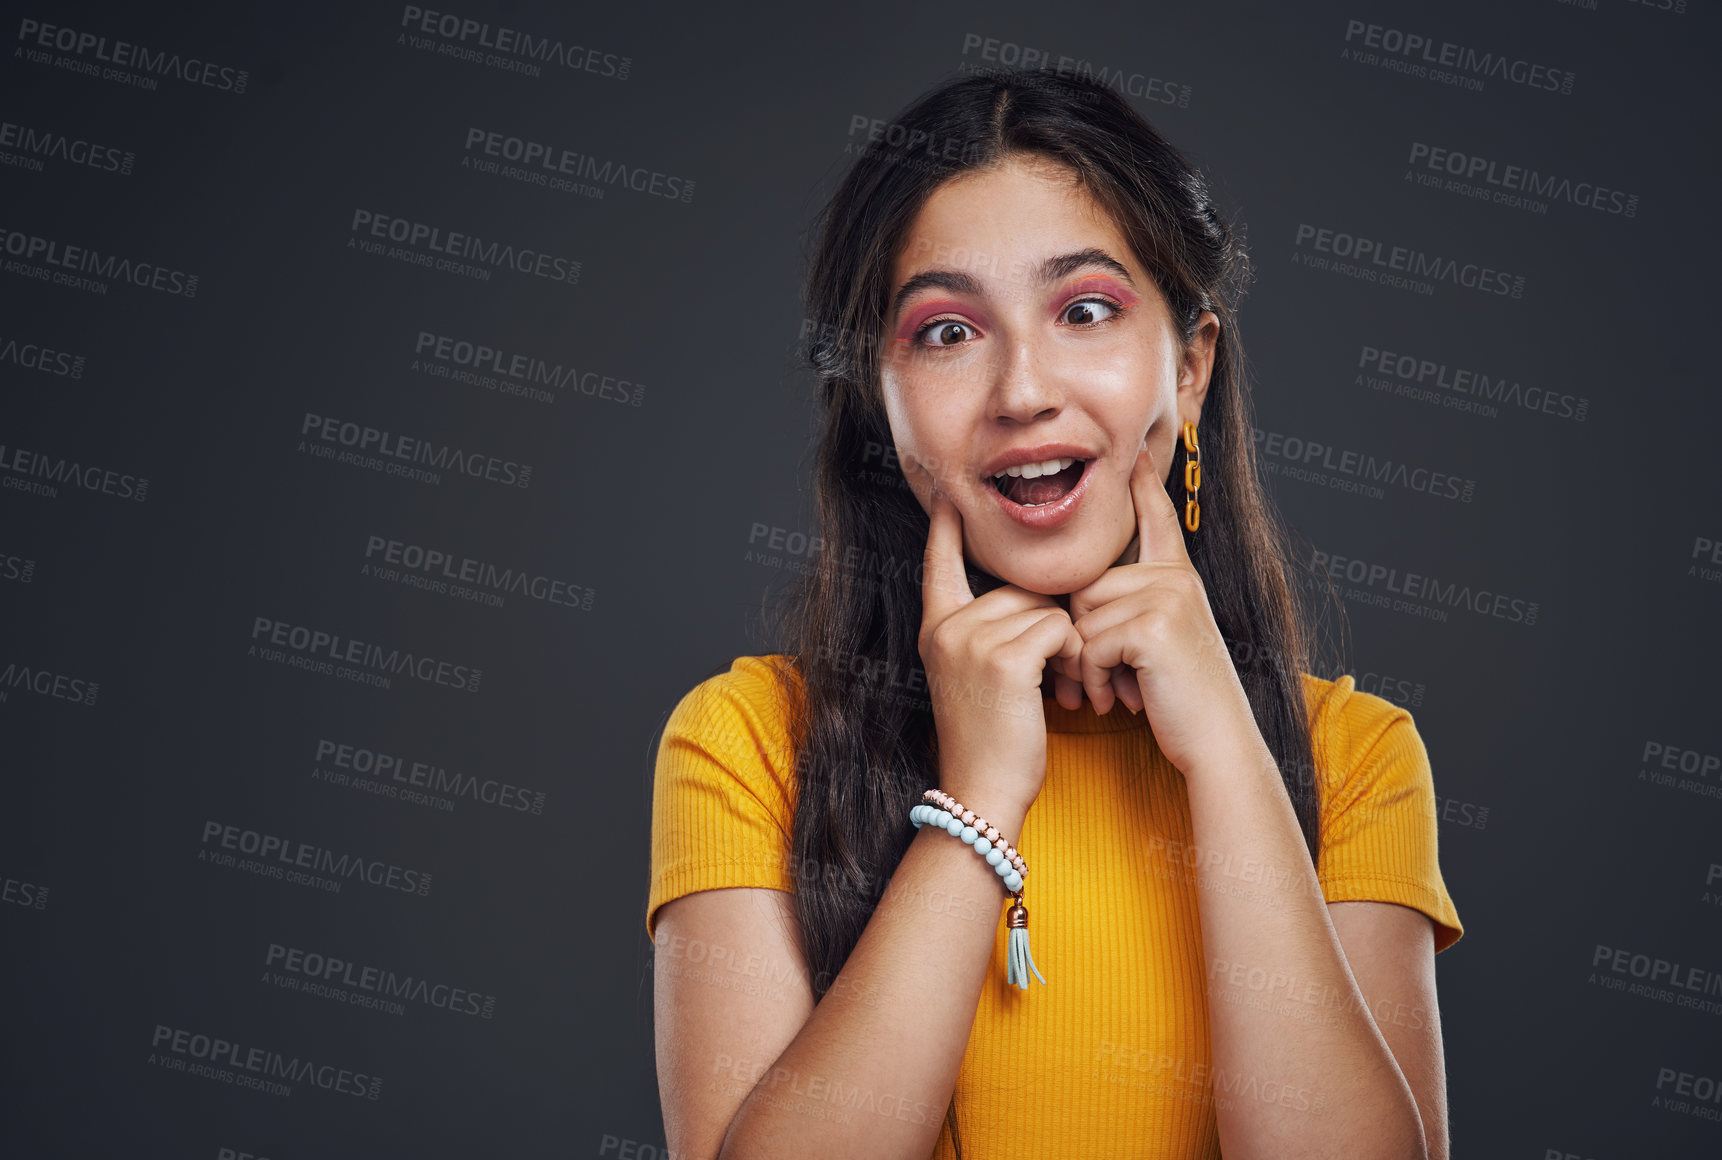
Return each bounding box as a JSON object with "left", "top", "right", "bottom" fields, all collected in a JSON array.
[
  {"left": 922, "top": 321, "right": 975, "bottom": 347},
  {"left": 1063, "top": 300, "right": 1117, "bottom": 326}
]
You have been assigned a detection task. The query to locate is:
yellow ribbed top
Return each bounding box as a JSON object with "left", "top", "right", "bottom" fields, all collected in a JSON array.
[{"left": 647, "top": 654, "right": 1463, "bottom": 1158}]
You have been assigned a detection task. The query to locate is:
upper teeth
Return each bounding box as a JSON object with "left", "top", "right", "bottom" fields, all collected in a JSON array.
[{"left": 995, "top": 456, "right": 1077, "bottom": 480}]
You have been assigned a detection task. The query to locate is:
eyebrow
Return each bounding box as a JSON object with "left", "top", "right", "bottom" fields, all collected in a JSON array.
[
  {"left": 890, "top": 248, "right": 1137, "bottom": 319},
  {"left": 1038, "top": 247, "right": 1135, "bottom": 287}
]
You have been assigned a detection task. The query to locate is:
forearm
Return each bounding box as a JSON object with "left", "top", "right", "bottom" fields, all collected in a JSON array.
[
  {"left": 717, "top": 787, "right": 1027, "bottom": 1160},
  {"left": 1181, "top": 738, "right": 1426, "bottom": 1160}
]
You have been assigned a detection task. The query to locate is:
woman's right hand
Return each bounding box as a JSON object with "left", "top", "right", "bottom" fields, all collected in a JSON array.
[{"left": 917, "top": 480, "right": 1085, "bottom": 820}]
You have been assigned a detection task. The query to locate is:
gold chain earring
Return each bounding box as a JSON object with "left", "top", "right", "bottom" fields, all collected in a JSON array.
[{"left": 1181, "top": 421, "right": 1201, "bottom": 532}]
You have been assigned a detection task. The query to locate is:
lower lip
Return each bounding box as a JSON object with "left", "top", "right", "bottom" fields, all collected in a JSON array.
[{"left": 985, "top": 459, "right": 1096, "bottom": 530}]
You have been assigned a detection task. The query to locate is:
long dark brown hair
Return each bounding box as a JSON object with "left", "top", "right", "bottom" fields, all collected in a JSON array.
[{"left": 770, "top": 69, "right": 1341, "bottom": 1155}]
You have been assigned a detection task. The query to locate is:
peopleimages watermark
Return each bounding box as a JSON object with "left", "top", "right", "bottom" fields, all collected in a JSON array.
[
  {"left": 1652, "top": 1065, "right": 1722, "bottom": 1124},
  {"left": 1355, "top": 343, "right": 1588, "bottom": 423},
  {"left": 362, "top": 534, "right": 594, "bottom": 612},
  {"left": 413, "top": 330, "right": 644, "bottom": 407},
  {"left": 313, "top": 736, "right": 548, "bottom": 816},
  {"left": 1310, "top": 548, "right": 1540, "bottom": 626},
  {"left": 1340, "top": 19, "right": 1576, "bottom": 96},
  {"left": 395, "top": 6, "right": 630, "bottom": 80},
  {"left": 1253, "top": 426, "right": 1475, "bottom": 504},
  {"left": 248, "top": 616, "right": 483, "bottom": 693},
  {"left": 347, "top": 209, "right": 580, "bottom": 285},
  {"left": 0, "top": 118, "right": 134, "bottom": 176},
  {"left": 0, "top": 659, "right": 98, "bottom": 706},
  {"left": 148, "top": 1024, "right": 380, "bottom": 1099},
  {"left": 0, "top": 331, "right": 85, "bottom": 378},
  {"left": 462, "top": 127, "right": 693, "bottom": 203},
  {"left": 199, "top": 819, "right": 433, "bottom": 897},
  {"left": 0, "top": 550, "right": 36, "bottom": 584},
  {"left": 0, "top": 224, "right": 198, "bottom": 297},
  {"left": 0, "top": 439, "right": 148, "bottom": 502},
  {"left": 1292, "top": 223, "right": 1525, "bottom": 299},
  {"left": 1589, "top": 943, "right": 1722, "bottom": 1016},
  {"left": 2, "top": 871, "right": 48, "bottom": 910},
  {"left": 1636, "top": 739, "right": 1722, "bottom": 802},
  {"left": 957, "top": 32, "right": 1193, "bottom": 107},
  {"left": 298, "top": 411, "right": 531, "bottom": 488},
  {"left": 1691, "top": 534, "right": 1722, "bottom": 585},
  {"left": 264, "top": 942, "right": 497, "bottom": 1019},
  {"left": 1405, "top": 141, "right": 1638, "bottom": 219},
  {"left": 15, "top": 18, "right": 250, "bottom": 93}
]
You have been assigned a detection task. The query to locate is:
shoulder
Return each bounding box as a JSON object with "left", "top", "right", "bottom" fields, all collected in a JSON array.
[
  {"left": 665, "top": 654, "right": 801, "bottom": 746},
  {"left": 657, "top": 653, "right": 803, "bottom": 811},
  {"left": 1298, "top": 671, "right": 1464, "bottom": 953},
  {"left": 1298, "top": 671, "right": 1416, "bottom": 752},
  {"left": 1296, "top": 671, "right": 1429, "bottom": 819},
  {"left": 647, "top": 655, "right": 805, "bottom": 943}
]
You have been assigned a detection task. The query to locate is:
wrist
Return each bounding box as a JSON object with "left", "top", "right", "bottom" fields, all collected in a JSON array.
[
  {"left": 1181, "top": 731, "right": 1278, "bottom": 789},
  {"left": 929, "top": 781, "right": 1019, "bottom": 836},
  {"left": 922, "top": 785, "right": 1029, "bottom": 852}
]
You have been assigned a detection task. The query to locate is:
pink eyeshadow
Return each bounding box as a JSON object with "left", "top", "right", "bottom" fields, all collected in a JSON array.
[
  {"left": 1058, "top": 276, "right": 1139, "bottom": 311},
  {"left": 895, "top": 298, "right": 986, "bottom": 344}
]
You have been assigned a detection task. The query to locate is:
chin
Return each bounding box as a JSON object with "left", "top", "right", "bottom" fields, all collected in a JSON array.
[{"left": 982, "top": 552, "right": 1115, "bottom": 598}]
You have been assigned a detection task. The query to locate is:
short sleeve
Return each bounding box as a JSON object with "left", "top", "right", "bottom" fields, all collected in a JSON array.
[
  {"left": 645, "top": 655, "right": 801, "bottom": 943},
  {"left": 1305, "top": 674, "right": 1464, "bottom": 954}
]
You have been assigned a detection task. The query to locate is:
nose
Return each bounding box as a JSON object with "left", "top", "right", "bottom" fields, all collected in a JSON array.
[{"left": 987, "top": 332, "right": 1062, "bottom": 425}]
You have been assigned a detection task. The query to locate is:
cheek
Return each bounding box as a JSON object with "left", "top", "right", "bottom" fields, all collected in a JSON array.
[
  {"left": 1079, "top": 347, "right": 1165, "bottom": 440},
  {"left": 888, "top": 385, "right": 943, "bottom": 485},
  {"left": 882, "top": 377, "right": 969, "bottom": 480}
]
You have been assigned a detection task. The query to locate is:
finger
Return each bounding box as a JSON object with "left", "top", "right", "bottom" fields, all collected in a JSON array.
[
  {"left": 1110, "top": 666, "right": 1143, "bottom": 714},
  {"left": 920, "top": 479, "right": 974, "bottom": 625},
  {"left": 985, "top": 604, "right": 1073, "bottom": 648},
  {"left": 1131, "top": 439, "right": 1193, "bottom": 566},
  {"left": 1052, "top": 616, "right": 1087, "bottom": 711},
  {"left": 1054, "top": 670, "right": 1085, "bottom": 711},
  {"left": 970, "top": 583, "right": 1063, "bottom": 622},
  {"left": 997, "top": 609, "right": 1083, "bottom": 698},
  {"left": 1078, "top": 625, "right": 1130, "bottom": 715}
]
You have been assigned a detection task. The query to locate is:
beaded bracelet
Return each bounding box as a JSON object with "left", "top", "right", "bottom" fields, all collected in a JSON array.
[
  {"left": 909, "top": 789, "right": 1047, "bottom": 992},
  {"left": 909, "top": 790, "right": 1027, "bottom": 891}
]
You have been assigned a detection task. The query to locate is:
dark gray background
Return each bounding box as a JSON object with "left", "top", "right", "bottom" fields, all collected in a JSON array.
[{"left": 3, "top": 0, "right": 1720, "bottom": 1156}]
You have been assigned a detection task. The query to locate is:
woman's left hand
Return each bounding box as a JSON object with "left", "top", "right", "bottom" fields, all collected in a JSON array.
[{"left": 1054, "top": 438, "right": 1262, "bottom": 778}]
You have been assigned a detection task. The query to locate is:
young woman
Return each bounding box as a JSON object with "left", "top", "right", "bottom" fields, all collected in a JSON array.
[{"left": 647, "top": 70, "right": 1463, "bottom": 1160}]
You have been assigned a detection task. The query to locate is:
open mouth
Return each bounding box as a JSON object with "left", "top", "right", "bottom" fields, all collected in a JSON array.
[{"left": 988, "top": 457, "right": 1087, "bottom": 507}]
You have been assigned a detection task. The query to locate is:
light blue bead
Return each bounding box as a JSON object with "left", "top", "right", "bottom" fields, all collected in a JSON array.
[
  {"left": 935, "top": 810, "right": 951, "bottom": 827},
  {"left": 960, "top": 825, "right": 977, "bottom": 843},
  {"left": 945, "top": 817, "right": 963, "bottom": 836},
  {"left": 1004, "top": 872, "right": 1022, "bottom": 891},
  {"left": 910, "top": 805, "right": 925, "bottom": 823},
  {"left": 973, "top": 837, "right": 991, "bottom": 853},
  {"left": 985, "top": 849, "right": 1003, "bottom": 866}
]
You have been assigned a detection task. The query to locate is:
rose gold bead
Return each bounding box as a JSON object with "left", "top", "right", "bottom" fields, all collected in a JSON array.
[
  {"left": 960, "top": 810, "right": 975, "bottom": 825},
  {"left": 1003, "top": 846, "right": 1015, "bottom": 861},
  {"left": 985, "top": 827, "right": 999, "bottom": 843}
]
